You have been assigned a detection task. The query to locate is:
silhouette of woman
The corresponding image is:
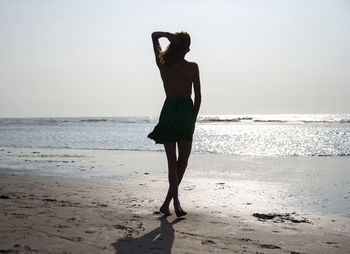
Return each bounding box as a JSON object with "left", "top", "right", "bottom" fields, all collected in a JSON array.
[{"left": 148, "top": 31, "right": 201, "bottom": 217}]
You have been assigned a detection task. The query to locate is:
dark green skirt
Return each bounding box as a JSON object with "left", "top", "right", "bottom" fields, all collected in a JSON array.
[{"left": 148, "top": 97, "right": 195, "bottom": 144}]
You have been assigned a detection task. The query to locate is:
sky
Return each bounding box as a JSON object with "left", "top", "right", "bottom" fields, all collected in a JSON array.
[{"left": 0, "top": 0, "right": 349, "bottom": 117}]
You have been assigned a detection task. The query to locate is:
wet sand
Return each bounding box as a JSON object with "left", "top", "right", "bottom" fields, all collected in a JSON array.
[{"left": 1, "top": 172, "right": 349, "bottom": 253}]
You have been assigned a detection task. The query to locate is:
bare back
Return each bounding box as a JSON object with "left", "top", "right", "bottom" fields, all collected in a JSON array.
[{"left": 159, "top": 60, "right": 196, "bottom": 99}]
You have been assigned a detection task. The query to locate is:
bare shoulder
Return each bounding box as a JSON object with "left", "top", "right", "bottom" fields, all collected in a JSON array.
[
  {"left": 185, "top": 60, "right": 197, "bottom": 66},
  {"left": 184, "top": 60, "right": 198, "bottom": 71}
]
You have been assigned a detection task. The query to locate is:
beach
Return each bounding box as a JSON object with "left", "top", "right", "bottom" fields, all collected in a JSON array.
[
  {"left": 2, "top": 0, "right": 350, "bottom": 252},
  {"left": 1, "top": 148, "right": 350, "bottom": 253}
]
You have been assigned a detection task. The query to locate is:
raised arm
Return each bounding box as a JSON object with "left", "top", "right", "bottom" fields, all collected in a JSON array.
[
  {"left": 151, "top": 31, "right": 179, "bottom": 67},
  {"left": 193, "top": 63, "right": 202, "bottom": 122}
]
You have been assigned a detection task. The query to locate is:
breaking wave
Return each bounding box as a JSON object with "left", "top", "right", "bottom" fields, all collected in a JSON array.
[{"left": 0, "top": 114, "right": 349, "bottom": 126}]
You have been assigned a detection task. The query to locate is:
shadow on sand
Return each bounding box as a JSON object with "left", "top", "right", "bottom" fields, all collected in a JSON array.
[{"left": 111, "top": 215, "right": 185, "bottom": 254}]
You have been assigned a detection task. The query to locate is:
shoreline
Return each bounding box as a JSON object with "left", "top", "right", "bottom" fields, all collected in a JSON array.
[
  {"left": 1, "top": 147, "right": 350, "bottom": 216},
  {"left": 1, "top": 174, "right": 349, "bottom": 253},
  {"left": 1, "top": 147, "right": 350, "bottom": 215}
]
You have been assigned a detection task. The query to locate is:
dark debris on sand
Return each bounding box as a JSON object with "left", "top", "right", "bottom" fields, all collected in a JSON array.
[
  {"left": 253, "top": 213, "right": 311, "bottom": 224},
  {"left": 260, "top": 244, "right": 281, "bottom": 249}
]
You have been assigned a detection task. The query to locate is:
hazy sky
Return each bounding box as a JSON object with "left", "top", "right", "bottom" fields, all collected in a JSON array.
[{"left": 1, "top": 0, "right": 349, "bottom": 117}]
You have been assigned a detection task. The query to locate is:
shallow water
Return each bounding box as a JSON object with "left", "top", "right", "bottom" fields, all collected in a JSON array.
[{"left": 1, "top": 147, "right": 349, "bottom": 218}]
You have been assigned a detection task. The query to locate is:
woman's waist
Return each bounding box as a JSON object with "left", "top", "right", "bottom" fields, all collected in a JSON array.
[
  {"left": 165, "top": 90, "right": 192, "bottom": 100},
  {"left": 163, "top": 84, "right": 191, "bottom": 99},
  {"left": 166, "top": 95, "right": 192, "bottom": 102}
]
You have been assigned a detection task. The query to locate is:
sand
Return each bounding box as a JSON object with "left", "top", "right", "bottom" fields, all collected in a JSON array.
[
  {"left": 1, "top": 148, "right": 350, "bottom": 253},
  {"left": 1, "top": 171, "right": 349, "bottom": 254}
]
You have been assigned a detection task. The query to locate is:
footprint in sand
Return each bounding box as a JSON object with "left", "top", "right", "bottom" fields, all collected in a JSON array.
[
  {"left": 201, "top": 240, "right": 216, "bottom": 245},
  {"left": 85, "top": 230, "right": 97, "bottom": 234},
  {"left": 67, "top": 237, "right": 84, "bottom": 242},
  {"left": 242, "top": 228, "right": 255, "bottom": 232},
  {"left": 54, "top": 224, "right": 70, "bottom": 229}
]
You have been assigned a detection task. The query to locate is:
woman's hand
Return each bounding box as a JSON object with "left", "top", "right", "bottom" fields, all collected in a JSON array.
[{"left": 164, "top": 32, "right": 179, "bottom": 45}]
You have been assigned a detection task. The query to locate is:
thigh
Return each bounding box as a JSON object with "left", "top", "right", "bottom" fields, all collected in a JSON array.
[
  {"left": 164, "top": 143, "right": 177, "bottom": 165},
  {"left": 177, "top": 140, "right": 192, "bottom": 164}
]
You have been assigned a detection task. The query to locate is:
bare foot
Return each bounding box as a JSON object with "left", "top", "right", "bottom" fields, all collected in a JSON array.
[
  {"left": 175, "top": 207, "right": 187, "bottom": 217},
  {"left": 160, "top": 206, "right": 172, "bottom": 216}
]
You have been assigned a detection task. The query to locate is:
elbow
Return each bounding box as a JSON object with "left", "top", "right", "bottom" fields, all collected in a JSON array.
[{"left": 151, "top": 32, "right": 159, "bottom": 39}]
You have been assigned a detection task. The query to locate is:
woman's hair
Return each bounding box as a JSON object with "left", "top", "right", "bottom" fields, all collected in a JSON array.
[{"left": 160, "top": 31, "right": 191, "bottom": 66}]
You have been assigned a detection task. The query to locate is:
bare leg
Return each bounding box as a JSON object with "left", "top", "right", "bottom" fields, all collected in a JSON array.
[
  {"left": 159, "top": 142, "right": 176, "bottom": 215},
  {"left": 161, "top": 143, "right": 181, "bottom": 216},
  {"left": 160, "top": 140, "right": 192, "bottom": 216}
]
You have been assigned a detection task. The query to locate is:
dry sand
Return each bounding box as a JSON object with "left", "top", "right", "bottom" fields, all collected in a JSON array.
[{"left": 1, "top": 173, "right": 349, "bottom": 254}]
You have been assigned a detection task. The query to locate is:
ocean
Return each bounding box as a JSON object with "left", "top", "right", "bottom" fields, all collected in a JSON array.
[
  {"left": 1, "top": 114, "right": 349, "bottom": 217},
  {"left": 0, "top": 114, "right": 349, "bottom": 157}
]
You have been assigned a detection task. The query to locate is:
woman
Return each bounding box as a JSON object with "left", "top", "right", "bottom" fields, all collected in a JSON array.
[{"left": 148, "top": 31, "right": 201, "bottom": 217}]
